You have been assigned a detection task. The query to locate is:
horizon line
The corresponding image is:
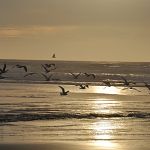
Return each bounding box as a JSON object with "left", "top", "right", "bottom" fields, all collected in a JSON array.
[{"left": 0, "top": 58, "right": 150, "bottom": 63}]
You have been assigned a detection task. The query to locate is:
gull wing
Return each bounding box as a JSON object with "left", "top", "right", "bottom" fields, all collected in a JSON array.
[
  {"left": 3, "top": 64, "right": 6, "bottom": 71},
  {"left": 23, "top": 66, "right": 28, "bottom": 72},
  {"left": 58, "top": 86, "right": 65, "bottom": 93}
]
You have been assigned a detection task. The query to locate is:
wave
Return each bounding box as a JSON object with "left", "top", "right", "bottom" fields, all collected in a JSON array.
[{"left": 0, "top": 112, "right": 150, "bottom": 123}]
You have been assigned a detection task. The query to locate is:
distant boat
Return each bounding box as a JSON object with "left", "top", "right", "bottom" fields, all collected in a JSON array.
[{"left": 52, "top": 53, "right": 56, "bottom": 58}]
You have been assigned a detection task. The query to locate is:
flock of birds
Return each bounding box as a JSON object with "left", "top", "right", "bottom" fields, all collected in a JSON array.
[
  {"left": 0, "top": 63, "right": 150, "bottom": 96},
  {"left": 0, "top": 63, "right": 57, "bottom": 80}
]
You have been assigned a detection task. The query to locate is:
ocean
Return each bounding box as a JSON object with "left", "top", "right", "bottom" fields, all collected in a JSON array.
[{"left": 0, "top": 59, "right": 150, "bottom": 149}]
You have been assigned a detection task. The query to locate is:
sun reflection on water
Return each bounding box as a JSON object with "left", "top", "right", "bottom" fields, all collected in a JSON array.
[
  {"left": 92, "top": 120, "right": 120, "bottom": 149},
  {"left": 92, "top": 99, "right": 120, "bottom": 114},
  {"left": 93, "top": 140, "right": 120, "bottom": 149},
  {"left": 92, "top": 86, "right": 121, "bottom": 95}
]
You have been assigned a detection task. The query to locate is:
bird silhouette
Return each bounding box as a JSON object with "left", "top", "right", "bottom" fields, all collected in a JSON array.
[
  {"left": 44, "top": 63, "right": 55, "bottom": 68},
  {"left": 69, "top": 72, "right": 81, "bottom": 79},
  {"left": 41, "top": 64, "right": 51, "bottom": 73},
  {"left": 102, "top": 80, "right": 111, "bottom": 87},
  {"left": 24, "top": 72, "right": 38, "bottom": 77},
  {"left": 84, "top": 73, "right": 96, "bottom": 79},
  {"left": 122, "top": 86, "right": 141, "bottom": 92},
  {"left": 50, "top": 66, "right": 56, "bottom": 71},
  {"left": 52, "top": 53, "right": 56, "bottom": 58},
  {"left": 58, "top": 86, "right": 69, "bottom": 95},
  {"left": 41, "top": 73, "right": 53, "bottom": 81},
  {"left": 76, "top": 84, "right": 89, "bottom": 89},
  {"left": 121, "top": 76, "right": 135, "bottom": 86},
  {"left": 16, "top": 64, "right": 27, "bottom": 72},
  {"left": 144, "top": 82, "right": 150, "bottom": 91},
  {"left": 0, "top": 64, "right": 8, "bottom": 74}
]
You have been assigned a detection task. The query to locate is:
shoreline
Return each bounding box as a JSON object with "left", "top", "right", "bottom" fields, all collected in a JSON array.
[{"left": 0, "top": 140, "right": 150, "bottom": 150}]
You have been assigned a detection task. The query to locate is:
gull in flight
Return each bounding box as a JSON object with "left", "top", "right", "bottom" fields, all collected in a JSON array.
[
  {"left": 41, "top": 64, "right": 51, "bottom": 73},
  {"left": 44, "top": 63, "right": 56, "bottom": 68},
  {"left": 144, "top": 82, "right": 150, "bottom": 92},
  {"left": 121, "top": 76, "right": 135, "bottom": 86},
  {"left": 76, "top": 84, "right": 89, "bottom": 89},
  {"left": 84, "top": 73, "right": 96, "bottom": 79},
  {"left": 58, "top": 86, "right": 69, "bottom": 96},
  {"left": 122, "top": 86, "right": 141, "bottom": 92},
  {"left": 69, "top": 72, "right": 81, "bottom": 79},
  {"left": 0, "top": 64, "right": 8, "bottom": 74},
  {"left": 16, "top": 64, "right": 28, "bottom": 72},
  {"left": 52, "top": 53, "right": 56, "bottom": 58},
  {"left": 101, "top": 80, "right": 111, "bottom": 87},
  {"left": 24, "top": 72, "right": 38, "bottom": 77},
  {"left": 41, "top": 73, "right": 53, "bottom": 81}
]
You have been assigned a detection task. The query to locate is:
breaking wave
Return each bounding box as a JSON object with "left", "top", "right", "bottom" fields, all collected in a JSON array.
[{"left": 0, "top": 112, "right": 150, "bottom": 123}]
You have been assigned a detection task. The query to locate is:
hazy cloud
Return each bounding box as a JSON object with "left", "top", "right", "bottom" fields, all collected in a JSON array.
[{"left": 0, "top": 25, "right": 78, "bottom": 38}]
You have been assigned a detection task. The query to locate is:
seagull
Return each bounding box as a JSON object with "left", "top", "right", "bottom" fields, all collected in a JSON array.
[
  {"left": 50, "top": 66, "right": 56, "bottom": 71},
  {"left": 121, "top": 76, "right": 135, "bottom": 86},
  {"left": 52, "top": 53, "right": 56, "bottom": 58},
  {"left": 58, "top": 86, "right": 69, "bottom": 96},
  {"left": 76, "top": 84, "right": 89, "bottom": 89},
  {"left": 79, "top": 84, "right": 89, "bottom": 89},
  {"left": 122, "top": 86, "right": 141, "bottom": 92},
  {"left": 0, "top": 64, "right": 8, "bottom": 74},
  {"left": 24, "top": 72, "right": 38, "bottom": 77},
  {"left": 44, "top": 63, "right": 55, "bottom": 68},
  {"left": 84, "top": 73, "right": 96, "bottom": 79},
  {"left": 16, "top": 64, "right": 27, "bottom": 72},
  {"left": 69, "top": 72, "right": 81, "bottom": 79},
  {"left": 41, "top": 73, "right": 53, "bottom": 81},
  {"left": 41, "top": 64, "right": 51, "bottom": 73},
  {"left": 144, "top": 82, "right": 150, "bottom": 91},
  {"left": 102, "top": 80, "right": 111, "bottom": 87}
]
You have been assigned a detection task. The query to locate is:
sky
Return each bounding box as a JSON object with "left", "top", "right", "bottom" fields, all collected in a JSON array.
[{"left": 0, "top": 0, "right": 150, "bottom": 61}]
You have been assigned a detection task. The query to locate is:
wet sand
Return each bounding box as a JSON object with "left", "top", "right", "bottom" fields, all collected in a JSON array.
[{"left": 0, "top": 141, "right": 150, "bottom": 150}]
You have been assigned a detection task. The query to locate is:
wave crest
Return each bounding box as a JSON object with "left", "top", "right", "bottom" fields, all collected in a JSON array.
[{"left": 0, "top": 112, "right": 150, "bottom": 123}]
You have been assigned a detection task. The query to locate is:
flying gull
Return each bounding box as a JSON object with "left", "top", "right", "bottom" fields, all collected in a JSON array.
[
  {"left": 41, "top": 73, "right": 53, "bottom": 81},
  {"left": 16, "top": 64, "right": 28, "bottom": 72},
  {"left": 58, "top": 86, "right": 69, "bottom": 96},
  {"left": 69, "top": 72, "right": 81, "bottom": 79},
  {"left": 0, "top": 64, "right": 8, "bottom": 74}
]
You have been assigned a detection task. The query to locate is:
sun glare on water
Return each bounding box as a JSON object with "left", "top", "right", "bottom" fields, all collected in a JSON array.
[
  {"left": 91, "top": 121, "right": 121, "bottom": 149},
  {"left": 92, "top": 86, "right": 121, "bottom": 95}
]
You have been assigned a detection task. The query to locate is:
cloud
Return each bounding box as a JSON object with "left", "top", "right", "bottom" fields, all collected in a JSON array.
[{"left": 0, "top": 25, "right": 78, "bottom": 38}]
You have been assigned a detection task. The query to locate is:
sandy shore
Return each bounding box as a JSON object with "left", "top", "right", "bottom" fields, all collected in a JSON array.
[
  {"left": 0, "top": 143, "right": 93, "bottom": 150},
  {"left": 0, "top": 141, "right": 150, "bottom": 150}
]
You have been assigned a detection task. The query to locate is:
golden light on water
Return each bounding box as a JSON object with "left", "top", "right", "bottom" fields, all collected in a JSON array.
[
  {"left": 89, "top": 87, "right": 122, "bottom": 149},
  {"left": 92, "top": 86, "right": 121, "bottom": 95},
  {"left": 92, "top": 121, "right": 120, "bottom": 149},
  {"left": 92, "top": 99, "right": 119, "bottom": 114},
  {"left": 94, "top": 140, "right": 119, "bottom": 149}
]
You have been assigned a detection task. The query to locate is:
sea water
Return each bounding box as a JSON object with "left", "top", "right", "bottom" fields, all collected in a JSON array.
[{"left": 0, "top": 60, "right": 150, "bottom": 149}]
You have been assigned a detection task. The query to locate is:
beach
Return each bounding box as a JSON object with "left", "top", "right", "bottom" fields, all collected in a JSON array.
[
  {"left": 0, "top": 140, "right": 150, "bottom": 150},
  {"left": 0, "top": 60, "right": 150, "bottom": 149}
]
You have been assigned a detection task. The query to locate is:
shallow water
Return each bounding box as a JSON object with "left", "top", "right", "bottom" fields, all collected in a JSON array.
[
  {"left": 0, "top": 60, "right": 150, "bottom": 149},
  {"left": 0, "top": 83, "right": 149, "bottom": 150}
]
